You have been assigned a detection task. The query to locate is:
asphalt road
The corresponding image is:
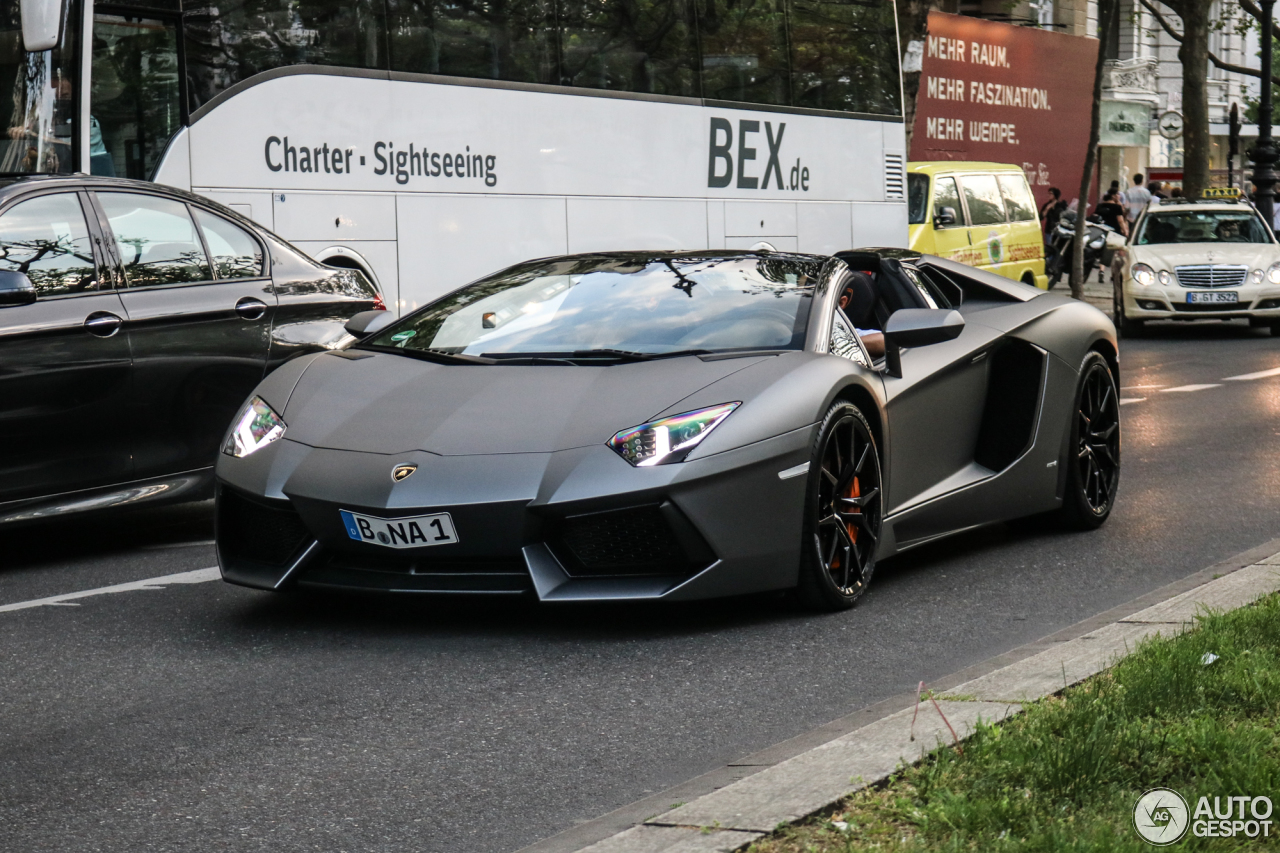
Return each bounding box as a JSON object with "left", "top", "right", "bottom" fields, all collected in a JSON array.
[{"left": 4, "top": 321, "right": 1280, "bottom": 853}]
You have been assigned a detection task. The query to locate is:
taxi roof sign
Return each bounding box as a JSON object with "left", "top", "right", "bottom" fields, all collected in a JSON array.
[{"left": 1202, "top": 187, "right": 1244, "bottom": 200}]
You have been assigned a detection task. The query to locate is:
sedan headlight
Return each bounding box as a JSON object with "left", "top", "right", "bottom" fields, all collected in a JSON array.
[
  {"left": 1268, "top": 263, "right": 1280, "bottom": 284},
  {"left": 1158, "top": 270, "right": 1171, "bottom": 285},
  {"left": 223, "top": 396, "right": 286, "bottom": 458},
  {"left": 1132, "top": 263, "right": 1156, "bottom": 286},
  {"left": 1252, "top": 269, "right": 1265, "bottom": 284},
  {"left": 608, "top": 402, "right": 740, "bottom": 467}
]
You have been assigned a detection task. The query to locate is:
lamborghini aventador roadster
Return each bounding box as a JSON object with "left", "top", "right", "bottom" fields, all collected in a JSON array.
[{"left": 214, "top": 249, "right": 1120, "bottom": 610}]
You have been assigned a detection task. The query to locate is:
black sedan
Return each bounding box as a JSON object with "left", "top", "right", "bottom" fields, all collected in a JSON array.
[
  {"left": 215, "top": 250, "right": 1120, "bottom": 610},
  {"left": 0, "top": 176, "right": 381, "bottom": 525}
]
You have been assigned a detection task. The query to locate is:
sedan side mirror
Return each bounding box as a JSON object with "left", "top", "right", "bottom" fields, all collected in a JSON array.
[
  {"left": 0, "top": 270, "right": 37, "bottom": 308},
  {"left": 882, "top": 308, "right": 965, "bottom": 377},
  {"left": 934, "top": 206, "right": 958, "bottom": 227},
  {"left": 344, "top": 310, "right": 398, "bottom": 338}
]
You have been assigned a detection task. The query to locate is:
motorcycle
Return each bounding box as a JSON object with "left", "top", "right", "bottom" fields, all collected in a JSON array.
[{"left": 1046, "top": 211, "right": 1125, "bottom": 289}]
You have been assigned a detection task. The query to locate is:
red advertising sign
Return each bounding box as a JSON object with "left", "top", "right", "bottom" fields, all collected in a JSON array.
[{"left": 910, "top": 12, "right": 1101, "bottom": 210}]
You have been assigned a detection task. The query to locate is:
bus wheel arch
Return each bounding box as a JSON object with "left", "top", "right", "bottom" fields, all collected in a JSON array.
[{"left": 314, "top": 246, "right": 382, "bottom": 295}]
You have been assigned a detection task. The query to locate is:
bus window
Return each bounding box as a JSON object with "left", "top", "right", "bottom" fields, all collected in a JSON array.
[
  {"left": 789, "top": 0, "right": 900, "bottom": 114},
  {"left": 0, "top": 8, "right": 77, "bottom": 174},
  {"left": 386, "top": 0, "right": 557, "bottom": 84},
  {"left": 185, "top": 0, "right": 390, "bottom": 110},
  {"left": 557, "top": 0, "right": 699, "bottom": 95},
  {"left": 91, "top": 15, "right": 181, "bottom": 180},
  {"left": 697, "top": 0, "right": 791, "bottom": 106}
]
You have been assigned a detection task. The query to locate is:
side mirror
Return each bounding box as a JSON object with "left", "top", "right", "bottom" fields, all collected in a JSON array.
[
  {"left": 21, "top": 0, "right": 66, "bottom": 51},
  {"left": 344, "top": 310, "right": 397, "bottom": 338},
  {"left": 882, "top": 308, "right": 965, "bottom": 377},
  {"left": 0, "top": 270, "right": 37, "bottom": 307},
  {"left": 934, "top": 206, "right": 957, "bottom": 227}
]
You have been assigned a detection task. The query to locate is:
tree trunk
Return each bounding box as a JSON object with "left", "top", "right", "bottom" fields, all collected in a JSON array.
[
  {"left": 897, "top": 0, "right": 931, "bottom": 154},
  {"left": 1071, "top": 0, "right": 1116, "bottom": 299},
  {"left": 1179, "top": 0, "right": 1212, "bottom": 198}
]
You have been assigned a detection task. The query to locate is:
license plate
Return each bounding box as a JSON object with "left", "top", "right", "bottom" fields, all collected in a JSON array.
[
  {"left": 1187, "top": 291, "right": 1238, "bottom": 304},
  {"left": 339, "top": 509, "right": 459, "bottom": 548}
]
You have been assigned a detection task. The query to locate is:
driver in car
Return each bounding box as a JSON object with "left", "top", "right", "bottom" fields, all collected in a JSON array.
[{"left": 839, "top": 275, "right": 886, "bottom": 360}]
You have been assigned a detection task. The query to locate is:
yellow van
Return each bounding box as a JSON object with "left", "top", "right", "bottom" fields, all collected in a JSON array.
[{"left": 907, "top": 162, "right": 1048, "bottom": 289}]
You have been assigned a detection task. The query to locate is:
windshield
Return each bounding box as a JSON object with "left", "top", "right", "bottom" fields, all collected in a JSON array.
[
  {"left": 908, "top": 174, "right": 929, "bottom": 224},
  {"left": 367, "top": 255, "right": 822, "bottom": 359},
  {"left": 0, "top": 7, "right": 78, "bottom": 174},
  {"left": 1135, "top": 210, "right": 1274, "bottom": 245}
]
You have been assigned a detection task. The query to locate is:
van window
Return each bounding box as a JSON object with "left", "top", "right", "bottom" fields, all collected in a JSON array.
[
  {"left": 960, "top": 174, "right": 1007, "bottom": 226},
  {"left": 932, "top": 177, "right": 964, "bottom": 226},
  {"left": 997, "top": 174, "right": 1037, "bottom": 222},
  {"left": 908, "top": 174, "right": 929, "bottom": 224}
]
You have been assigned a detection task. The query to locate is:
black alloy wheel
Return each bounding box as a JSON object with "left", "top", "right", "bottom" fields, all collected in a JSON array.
[
  {"left": 798, "top": 402, "right": 883, "bottom": 611},
  {"left": 1060, "top": 352, "right": 1120, "bottom": 529}
]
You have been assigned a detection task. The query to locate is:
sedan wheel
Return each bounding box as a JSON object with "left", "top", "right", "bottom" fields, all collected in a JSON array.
[
  {"left": 1059, "top": 352, "right": 1120, "bottom": 529},
  {"left": 798, "top": 402, "right": 883, "bottom": 611}
]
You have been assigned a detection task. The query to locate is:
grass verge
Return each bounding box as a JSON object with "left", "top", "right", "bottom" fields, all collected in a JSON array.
[{"left": 748, "top": 593, "right": 1280, "bottom": 852}]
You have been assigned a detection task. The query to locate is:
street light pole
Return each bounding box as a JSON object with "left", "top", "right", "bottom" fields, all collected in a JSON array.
[{"left": 1253, "top": 0, "right": 1278, "bottom": 228}]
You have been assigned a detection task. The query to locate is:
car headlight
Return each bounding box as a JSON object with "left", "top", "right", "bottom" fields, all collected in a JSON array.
[
  {"left": 608, "top": 402, "right": 740, "bottom": 467},
  {"left": 223, "top": 396, "right": 286, "bottom": 458},
  {"left": 1252, "top": 269, "right": 1265, "bottom": 284},
  {"left": 1158, "top": 269, "right": 1171, "bottom": 285},
  {"left": 1132, "top": 263, "right": 1156, "bottom": 286},
  {"left": 1268, "top": 262, "right": 1280, "bottom": 284}
]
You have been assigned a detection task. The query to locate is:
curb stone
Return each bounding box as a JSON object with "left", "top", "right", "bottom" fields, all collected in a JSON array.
[{"left": 514, "top": 538, "right": 1280, "bottom": 853}]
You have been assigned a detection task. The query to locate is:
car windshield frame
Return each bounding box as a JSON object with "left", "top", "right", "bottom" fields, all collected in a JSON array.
[
  {"left": 1134, "top": 208, "right": 1275, "bottom": 246},
  {"left": 362, "top": 253, "right": 826, "bottom": 363}
]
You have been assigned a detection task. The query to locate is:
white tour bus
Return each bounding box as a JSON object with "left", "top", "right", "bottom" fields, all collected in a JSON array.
[{"left": 5, "top": 0, "right": 907, "bottom": 313}]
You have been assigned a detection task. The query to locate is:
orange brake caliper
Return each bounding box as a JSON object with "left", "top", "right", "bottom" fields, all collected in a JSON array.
[{"left": 846, "top": 476, "right": 861, "bottom": 544}]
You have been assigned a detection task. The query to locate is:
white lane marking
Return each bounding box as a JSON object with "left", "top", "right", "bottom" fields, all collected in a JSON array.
[
  {"left": 778, "top": 463, "right": 810, "bottom": 480},
  {"left": 1223, "top": 366, "right": 1280, "bottom": 381},
  {"left": 1120, "top": 397, "right": 1146, "bottom": 405},
  {"left": 0, "top": 567, "right": 220, "bottom": 614},
  {"left": 1159, "top": 384, "right": 1223, "bottom": 393},
  {"left": 1122, "top": 384, "right": 1166, "bottom": 390}
]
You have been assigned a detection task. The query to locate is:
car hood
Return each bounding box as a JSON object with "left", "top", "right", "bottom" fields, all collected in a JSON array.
[
  {"left": 278, "top": 351, "right": 772, "bottom": 455},
  {"left": 1132, "top": 243, "right": 1280, "bottom": 271}
]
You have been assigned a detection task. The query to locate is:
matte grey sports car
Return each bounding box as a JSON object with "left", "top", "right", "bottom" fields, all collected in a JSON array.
[{"left": 215, "top": 249, "right": 1119, "bottom": 610}]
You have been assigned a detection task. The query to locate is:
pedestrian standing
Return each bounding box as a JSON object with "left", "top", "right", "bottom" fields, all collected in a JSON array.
[
  {"left": 1149, "top": 181, "right": 1167, "bottom": 200},
  {"left": 1126, "top": 174, "right": 1152, "bottom": 222}
]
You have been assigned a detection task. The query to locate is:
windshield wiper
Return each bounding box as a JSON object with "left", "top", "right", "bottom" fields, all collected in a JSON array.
[
  {"left": 359, "top": 344, "right": 494, "bottom": 365},
  {"left": 571, "top": 348, "right": 713, "bottom": 362}
]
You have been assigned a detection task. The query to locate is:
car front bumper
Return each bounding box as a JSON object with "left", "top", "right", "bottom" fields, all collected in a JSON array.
[
  {"left": 214, "top": 428, "right": 815, "bottom": 603},
  {"left": 1121, "top": 281, "right": 1280, "bottom": 320}
]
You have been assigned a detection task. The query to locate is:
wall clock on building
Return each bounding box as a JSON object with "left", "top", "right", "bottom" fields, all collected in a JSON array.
[{"left": 1158, "top": 111, "right": 1184, "bottom": 139}]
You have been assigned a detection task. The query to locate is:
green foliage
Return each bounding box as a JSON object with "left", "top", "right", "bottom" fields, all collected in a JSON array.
[{"left": 749, "top": 592, "right": 1280, "bottom": 853}]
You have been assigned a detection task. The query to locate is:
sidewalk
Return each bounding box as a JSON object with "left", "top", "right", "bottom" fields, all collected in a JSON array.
[{"left": 551, "top": 540, "right": 1280, "bottom": 853}]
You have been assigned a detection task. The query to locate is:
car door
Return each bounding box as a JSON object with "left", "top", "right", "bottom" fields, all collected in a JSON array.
[
  {"left": 0, "top": 190, "right": 133, "bottom": 505},
  {"left": 92, "top": 190, "right": 277, "bottom": 480},
  {"left": 959, "top": 173, "right": 1013, "bottom": 277},
  {"left": 928, "top": 175, "right": 973, "bottom": 265},
  {"left": 879, "top": 264, "right": 1004, "bottom": 541}
]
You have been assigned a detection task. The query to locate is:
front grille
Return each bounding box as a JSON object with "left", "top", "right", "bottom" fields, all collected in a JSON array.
[
  {"left": 1174, "top": 265, "right": 1248, "bottom": 288},
  {"left": 554, "top": 505, "right": 689, "bottom": 577},
  {"left": 217, "top": 489, "right": 313, "bottom": 568}
]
